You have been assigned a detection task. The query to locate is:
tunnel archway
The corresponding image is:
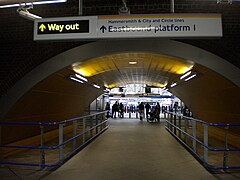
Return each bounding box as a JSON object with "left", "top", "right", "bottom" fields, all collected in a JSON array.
[{"left": 0, "top": 39, "right": 239, "bottom": 122}]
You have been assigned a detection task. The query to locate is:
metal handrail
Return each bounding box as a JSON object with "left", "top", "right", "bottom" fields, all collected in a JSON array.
[
  {"left": 166, "top": 119, "right": 240, "bottom": 152},
  {"left": 165, "top": 111, "right": 240, "bottom": 170},
  {"left": 0, "top": 111, "right": 109, "bottom": 167},
  {"left": 179, "top": 115, "right": 240, "bottom": 127},
  {"left": 0, "top": 112, "right": 107, "bottom": 126},
  {"left": 0, "top": 120, "right": 108, "bottom": 150}
]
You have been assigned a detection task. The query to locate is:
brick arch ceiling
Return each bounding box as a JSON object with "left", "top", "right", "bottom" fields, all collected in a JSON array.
[{"left": 0, "top": 0, "right": 240, "bottom": 96}]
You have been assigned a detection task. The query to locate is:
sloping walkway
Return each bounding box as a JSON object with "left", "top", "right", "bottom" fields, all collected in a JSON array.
[{"left": 43, "top": 118, "right": 240, "bottom": 180}]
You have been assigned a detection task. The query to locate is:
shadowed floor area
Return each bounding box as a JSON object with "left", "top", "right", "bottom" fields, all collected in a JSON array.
[{"left": 42, "top": 118, "right": 240, "bottom": 180}]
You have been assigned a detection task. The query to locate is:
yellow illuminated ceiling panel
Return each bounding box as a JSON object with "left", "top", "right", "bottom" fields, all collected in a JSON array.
[
  {"left": 73, "top": 57, "right": 115, "bottom": 77},
  {"left": 72, "top": 52, "right": 194, "bottom": 88}
]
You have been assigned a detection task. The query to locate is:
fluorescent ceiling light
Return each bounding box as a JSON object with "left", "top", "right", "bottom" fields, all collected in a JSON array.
[
  {"left": 75, "top": 74, "right": 88, "bottom": 82},
  {"left": 93, "top": 84, "right": 100, "bottom": 89},
  {"left": 180, "top": 71, "right": 191, "bottom": 80},
  {"left": 185, "top": 74, "right": 197, "bottom": 81},
  {"left": 0, "top": 0, "right": 66, "bottom": 8},
  {"left": 105, "top": 88, "right": 110, "bottom": 92},
  {"left": 129, "top": 61, "right": 137, "bottom": 65},
  {"left": 70, "top": 77, "right": 83, "bottom": 83},
  {"left": 170, "top": 82, "right": 177, "bottom": 88}
]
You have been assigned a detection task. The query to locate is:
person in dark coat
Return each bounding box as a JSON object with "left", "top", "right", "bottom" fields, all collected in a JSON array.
[
  {"left": 105, "top": 102, "right": 110, "bottom": 118},
  {"left": 145, "top": 102, "right": 151, "bottom": 119},
  {"left": 138, "top": 102, "right": 145, "bottom": 120},
  {"left": 119, "top": 103, "right": 124, "bottom": 118},
  {"left": 155, "top": 102, "right": 160, "bottom": 122},
  {"left": 112, "top": 101, "right": 118, "bottom": 118}
]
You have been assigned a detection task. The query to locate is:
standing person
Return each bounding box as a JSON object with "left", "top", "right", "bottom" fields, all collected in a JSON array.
[
  {"left": 117, "top": 102, "right": 120, "bottom": 117},
  {"left": 112, "top": 101, "right": 118, "bottom": 118},
  {"left": 155, "top": 102, "right": 161, "bottom": 122},
  {"left": 138, "top": 102, "right": 145, "bottom": 120},
  {"left": 145, "top": 102, "right": 151, "bottom": 119},
  {"left": 105, "top": 102, "right": 110, "bottom": 118},
  {"left": 174, "top": 102, "right": 178, "bottom": 113},
  {"left": 119, "top": 103, "right": 124, "bottom": 118},
  {"left": 183, "top": 106, "right": 190, "bottom": 117}
]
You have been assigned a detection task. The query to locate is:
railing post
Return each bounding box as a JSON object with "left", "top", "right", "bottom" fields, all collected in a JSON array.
[
  {"left": 170, "top": 113, "right": 173, "bottom": 131},
  {"left": 129, "top": 112, "right": 131, "bottom": 118},
  {"left": 95, "top": 115, "right": 98, "bottom": 134},
  {"left": 40, "top": 125, "right": 45, "bottom": 167},
  {"left": 203, "top": 124, "right": 208, "bottom": 164},
  {"left": 90, "top": 117, "right": 93, "bottom": 137},
  {"left": 192, "top": 121, "right": 196, "bottom": 152},
  {"left": 101, "top": 113, "right": 104, "bottom": 131},
  {"left": 167, "top": 113, "right": 170, "bottom": 129},
  {"left": 59, "top": 123, "right": 64, "bottom": 162},
  {"left": 174, "top": 114, "right": 177, "bottom": 134},
  {"left": 82, "top": 118, "right": 86, "bottom": 143},
  {"left": 178, "top": 114, "right": 182, "bottom": 139},
  {"left": 73, "top": 121, "right": 77, "bottom": 149},
  {"left": 184, "top": 117, "right": 187, "bottom": 143},
  {"left": 223, "top": 126, "right": 229, "bottom": 168}
]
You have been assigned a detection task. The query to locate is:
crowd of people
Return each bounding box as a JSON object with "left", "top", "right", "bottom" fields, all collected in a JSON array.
[
  {"left": 106, "top": 101, "right": 125, "bottom": 118},
  {"left": 105, "top": 101, "right": 192, "bottom": 120},
  {"left": 105, "top": 101, "right": 169, "bottom": 121}
]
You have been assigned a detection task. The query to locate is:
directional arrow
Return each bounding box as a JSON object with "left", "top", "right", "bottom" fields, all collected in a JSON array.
[
  {"left": 100, "top": 25, "right": 107, "bottom": 33},
  {"left": 39, "top": 24, "right": 46, "bottom": 32}
]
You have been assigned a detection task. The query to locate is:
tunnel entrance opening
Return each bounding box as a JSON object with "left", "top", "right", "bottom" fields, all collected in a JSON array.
[
  {"left": 0, "top": 39, "right": 239, "bottom": 158},
  {"left": 90, "top": 83, "right": 192, "bottom": 120},
  {"left": 0, "top": 40, "right": 239, "bottom": 175}
]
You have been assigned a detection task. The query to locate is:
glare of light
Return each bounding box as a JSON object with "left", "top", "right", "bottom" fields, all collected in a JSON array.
[
  {"left": 106, "top": 83, "right": 118, "bottom": 89},
  {"left": 129, "top": 61, "right": 137, "bottom": 65},
  {"left": 0, "top": 0, "right": 67, "bottom": 8},
  {"left": 104, "top": 91, "right": 110, "bottom": 93},
  {"left": 170, "top": 82, "right": 177, "bottom": 88},
  {"left": 176, "top": 65, "right": 194, "bottom": 75},
  {"left": 185, "top": 74, "right": 197, "bottom": 81},
  {"left": 146, "top": 81, "right": 167, "bottom": 88},
  {"left": 32, "top": 0, "right": 66, "bottom": 5},
  {"left": 73, "top": 67, "right": 92, "bottom": 77},
  {"left": 75, "top": 74, "right": 88, "bottom": 82},
  {"left": 155, "top": 83, "right": 166, "bottom": 88},
  {"left": 70, "top": 77, "right": 84, "bottom": 83},
  {"left": 93, "top": 84, "right": 100, "bottom": 89},
  {"left": 104, "top": 88, "right": 110, "bottom": 93},
  {"left": 180, "top": 71, "right": 192, "bottom": 80}
]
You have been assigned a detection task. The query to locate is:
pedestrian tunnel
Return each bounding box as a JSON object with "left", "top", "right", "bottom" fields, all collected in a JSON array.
[{"left": 0, "top": 39, "right": 239, "bottom": 166}]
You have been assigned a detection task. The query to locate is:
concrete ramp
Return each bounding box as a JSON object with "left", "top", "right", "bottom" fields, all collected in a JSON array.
[{"left": 43, "top": 118, "right": 240, "bottom": 180}]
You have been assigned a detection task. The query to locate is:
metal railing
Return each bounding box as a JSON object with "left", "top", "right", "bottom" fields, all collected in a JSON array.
[
  {"left": 0, "top": 111, "right": 108, "bottom": 167},
  {"left": 165, "top": 111, "right": 240, "bottom": 170}
]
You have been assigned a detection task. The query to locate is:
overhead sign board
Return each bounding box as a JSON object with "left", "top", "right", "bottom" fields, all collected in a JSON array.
[
  {"left": 97, "top": 14, "right": 222, "bottom": 38},
  {"left": 37, "top": 20, "right": 89, "bottom": 34},
  {"left": 34, "top": 16, "right": 97, "bottom": 41},
  {"left": 34, "top": 14, "right": 222, "bottom": 41}
]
